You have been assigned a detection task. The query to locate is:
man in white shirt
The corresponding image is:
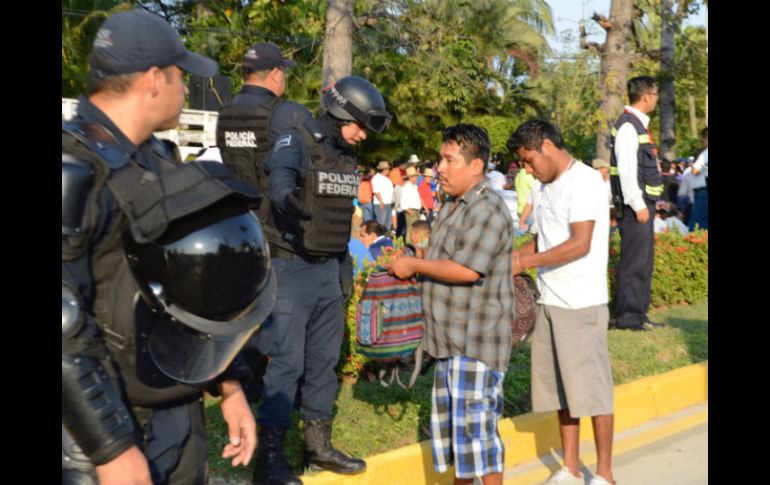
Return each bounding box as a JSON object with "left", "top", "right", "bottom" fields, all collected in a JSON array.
[
  {"left": 609, "top": 76, "right": 664, "bottom": 332},
  {"left": 400, "top": 166, "right": 423, "bottom": 242},
  {"left": 510, "top": 120, "right": 615, "bottom": 485},
  {"left": 371, "top": 160, "right": 394, "bottom": 231},
  {"left": 689, "top": 127, "right": 708, "bottom": 230},
  {"left": 486, "top": 160, "right": 507, "bottom": 190}
]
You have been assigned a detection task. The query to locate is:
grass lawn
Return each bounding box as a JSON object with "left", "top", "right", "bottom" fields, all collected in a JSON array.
[{"left": 205, "top": 300, "right": 707, "bottom": 482}]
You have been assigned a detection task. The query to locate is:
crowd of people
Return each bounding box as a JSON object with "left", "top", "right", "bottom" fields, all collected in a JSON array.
[{"left": 63, "top": 10, "right": 707, "bottom": 485}]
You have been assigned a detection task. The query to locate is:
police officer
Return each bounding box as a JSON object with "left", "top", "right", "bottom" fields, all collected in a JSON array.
[
  {"left": 252, "top": 76, "right": 392, "bottom": 485},
  {"left": 610, "top": 75, "right": 665, "bottom": 331},
  {"left": 216, "top": 42, "right": 311, "bottom": 402},
  {"left": 62, "top": 11, "right": 275, "bottom": 485}
]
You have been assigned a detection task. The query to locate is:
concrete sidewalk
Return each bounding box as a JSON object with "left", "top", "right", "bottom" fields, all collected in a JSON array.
[
  {"left": 502, "top": 402, "right": 707, "bottom": 484},
  {"left": 298, "top": 362, "right": 708, "bottom": 485}
]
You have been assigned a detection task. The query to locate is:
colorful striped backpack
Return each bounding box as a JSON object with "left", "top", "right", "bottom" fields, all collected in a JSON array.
[{"left": 355, "top": 271, "right": 425, "bottom": 388}]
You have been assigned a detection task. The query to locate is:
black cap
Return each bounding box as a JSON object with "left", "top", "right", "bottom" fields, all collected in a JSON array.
[
  {"left": 243, "top": 42, "right": 297, "bottom": 71},
  {"left": 89, "top": 10, "right": 217, "bottom": 79}
]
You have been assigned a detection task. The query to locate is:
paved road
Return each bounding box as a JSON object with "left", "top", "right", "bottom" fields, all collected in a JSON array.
[{"left": 612, "top": 422, "right": 707, "bottom": 485}]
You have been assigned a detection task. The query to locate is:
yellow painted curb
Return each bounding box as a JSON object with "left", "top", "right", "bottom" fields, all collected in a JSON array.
[{"left": 301, "top": 362, "right": 708, "bottom": 485}]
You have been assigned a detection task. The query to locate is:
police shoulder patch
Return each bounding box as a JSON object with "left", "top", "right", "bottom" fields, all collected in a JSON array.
[{"left": 274, "top": 134, "right": 292, "bottom": 151}]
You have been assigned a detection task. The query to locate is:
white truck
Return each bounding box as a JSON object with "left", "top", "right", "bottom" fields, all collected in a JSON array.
[{"left": 62, "top": 97, "right": 220, "bottom": 162}]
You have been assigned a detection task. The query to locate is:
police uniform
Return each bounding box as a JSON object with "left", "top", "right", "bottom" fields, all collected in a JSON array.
[
  {"left": 62, "top": 96, "right": 271, "bottom": 485},
  {"left": 250, "top": 75, "right": 390, "bottom": 485},
  {"left": 258, "top": 114, "right": 356, "bottom": 425},
  {"left": 610, "top": 109, "right": 664, "bottom": 329},
  {"left": 216, "top": 85, "right": 310, "bottom": 399}
]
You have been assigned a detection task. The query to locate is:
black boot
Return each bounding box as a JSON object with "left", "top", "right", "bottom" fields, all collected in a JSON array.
[
  {"left": 302, "top": 419, "right": 366, "bottom": 475},
  {"left": 252, "top": 425, "right": 303, "bottom": 485}
]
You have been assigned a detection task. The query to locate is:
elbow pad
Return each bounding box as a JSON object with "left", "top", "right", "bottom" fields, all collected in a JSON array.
[{"left": 62, "top": 353, "right": 135, "bottom": 465}]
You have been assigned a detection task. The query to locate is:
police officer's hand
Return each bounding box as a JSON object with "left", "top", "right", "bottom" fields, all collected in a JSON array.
[
  {"left": 284, "top": 193, "right": 312, "bottom": 220},
  {"left": 219, "top": 380, "right": 257, "bottom": 467},
  {"left": 95, "top": 446, "right": 152, "bottom": 485},
  {"left": 635, "top": 207, "right": 650, "bottom": 224}
]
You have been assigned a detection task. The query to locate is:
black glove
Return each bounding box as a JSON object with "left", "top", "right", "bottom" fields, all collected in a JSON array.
[
  {"left": 284, "top": 192, "right": 312, "bottom": 220},
  {"left": 339, "top": 253, "right": 354, "bottom": 300}
]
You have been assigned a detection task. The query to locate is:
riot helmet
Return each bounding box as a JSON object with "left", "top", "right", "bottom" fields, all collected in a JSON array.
[
  {"left": 123, "top": 200, "right": 275, "bottom": 384},
  {"left": 322, "top": 76, "right": 392, "bottom": 133}
]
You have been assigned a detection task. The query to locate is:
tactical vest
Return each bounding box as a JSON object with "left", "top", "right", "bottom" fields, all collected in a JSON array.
[
  {"left": 281, "top": 121, "right": 358, "bottom": 257},
  {"left": 63, "top": 121, "right": 259, "bottom": 407},
  {"left": 216, "top": 96, "right": 282, "bottom": 225},
  {"left": 609, "top": 111, "right": 664, "bottom": 206}
]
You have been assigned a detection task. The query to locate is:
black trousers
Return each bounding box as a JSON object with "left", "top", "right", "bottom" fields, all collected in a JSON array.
[{"left": 615, "top": 202, "right": 655, "bottom": 327}]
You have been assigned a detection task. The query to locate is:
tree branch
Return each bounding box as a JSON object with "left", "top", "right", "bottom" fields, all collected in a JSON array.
[
  {"left": 579, "top": 21, "right": 604, "bottom": 53},
  {"left": 591, "top": 13, "right": 612, "bottom": 32},
  {"left": 506, "top": 46, "right": 539, "bottom": 79}
]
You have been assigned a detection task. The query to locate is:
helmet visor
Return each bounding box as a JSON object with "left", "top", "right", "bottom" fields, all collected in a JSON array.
[
  {"left": 147, "top": 267, "right": 276, "bottom": 384},
  {"left": 365, "top": 110, "right": 393, "bottom": 133},
  {"left": 148, "top": 316, "right": 255, "bottom": 384},
  {"left": 333, "top": 93, "right": 392, "bottom": 134}
]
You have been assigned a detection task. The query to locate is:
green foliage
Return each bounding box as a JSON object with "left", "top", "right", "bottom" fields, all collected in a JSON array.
[
  {"left": 649, "top": 229, "right": 709, "bottom": 307},
  {"left": 183, "top": 0, "right": 326, "bottom": 110},
  {"left": 608, "top": 228, "right": 708, "bottom": 311},
  {"left": 62, "top": 1, "right": 132, "bottom": 97},
  {"left": 463, "top": 115, "right": 524, "bottom": 154},
  {"left": 535, "top": 50, "right": 601, "bottom": 162}
]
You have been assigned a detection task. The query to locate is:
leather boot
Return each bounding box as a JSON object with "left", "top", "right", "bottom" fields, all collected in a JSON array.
[
  {"left": 252, "top": 425, "right": 303, "bottom": 485},
  {"left": 302, "top": 419, "right": 366, "bottom": 474}
]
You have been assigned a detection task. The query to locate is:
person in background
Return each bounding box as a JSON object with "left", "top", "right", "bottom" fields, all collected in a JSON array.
[{"left": 609, "top": 76, "right": 665, "bottom": 332}]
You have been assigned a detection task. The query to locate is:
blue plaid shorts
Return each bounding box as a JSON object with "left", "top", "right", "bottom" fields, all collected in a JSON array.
[{"left": 430, "top": 356, "right": 506, "bottom": 478}]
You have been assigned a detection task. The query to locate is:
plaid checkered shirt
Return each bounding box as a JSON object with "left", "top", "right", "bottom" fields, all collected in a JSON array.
[{"left": 421, "top": 178, "right": 514, "bottom": 371}]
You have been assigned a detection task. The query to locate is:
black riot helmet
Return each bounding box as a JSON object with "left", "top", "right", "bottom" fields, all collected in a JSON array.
[
  {"left": 322, "top": 76, "right": 392, "bottom": 133},
  {"left": 123, "top": 200, "right": 276, "bottom": 384}
]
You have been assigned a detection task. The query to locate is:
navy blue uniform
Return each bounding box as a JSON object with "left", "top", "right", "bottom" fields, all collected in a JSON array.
[
  {"left": 231, "top": 85, "right": 311, "bottom": 144},
  {"left": 62, "top": 96, "right": 208, "bottom": 484},
  {"left": 257, "top": 117, "right": 351, "bottom": 427},
  {"left": 63, "top": 98, "right": 249, "bottom": 485}
]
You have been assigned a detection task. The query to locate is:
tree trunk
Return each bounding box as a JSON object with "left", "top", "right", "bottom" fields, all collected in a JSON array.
[
  {"left": 595, "top": 0, "right": 635, "bottom": 163},
  {"left": 688, "top": 93, "right": 698, "bottom": 138},
  {"left": 322, "top": 0, "right": 353, "bottom": 93},
  {"left": 659, "top": 0, "right": 677, "bottom": 161}
]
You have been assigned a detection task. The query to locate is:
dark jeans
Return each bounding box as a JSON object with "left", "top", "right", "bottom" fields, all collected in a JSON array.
[
  {"left": 373, "top": 203, "right": 392, "bottom": 231},
  {"left": 689, "top": 188, "right": 708, "bottom": 231}
]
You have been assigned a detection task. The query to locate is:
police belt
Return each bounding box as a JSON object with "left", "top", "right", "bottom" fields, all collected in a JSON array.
[{"left": 269, "top": 244, "right": 332, "bottom": 264}]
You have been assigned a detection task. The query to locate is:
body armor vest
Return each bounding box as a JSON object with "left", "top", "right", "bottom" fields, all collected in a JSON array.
[
  {"left": 63, "top": 121, "right": 259, "bottom": 406},
  {"left": 266, "top": 121, "right": 358, "bottom": 257},
  {"left": 609, "top": 111, "right": 664, "bottom": 206},
  {"left": 216, "top": 96, "right": 282, "bottom": 225},
  {"left": 297, "top": 122, "right": 358, "bottom": 256}
]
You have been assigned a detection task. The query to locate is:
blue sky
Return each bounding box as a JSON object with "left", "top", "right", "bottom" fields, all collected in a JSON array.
[{"left": 545, "top": 0, "right": 708, "bottom": 55}]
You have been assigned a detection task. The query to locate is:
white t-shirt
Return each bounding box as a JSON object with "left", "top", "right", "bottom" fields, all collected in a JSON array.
[
  {"left": 371, "top": 173, "right": 394, "bottom": 204},
  {"left": 693, "top": 148, "right": 708, "bottom": 177},
  {"left": 486, "top": 170, "right": 507, "bottom": 191},
  {"left": 532, "top": 161, "right": 609, "bottom": 309},
  {"left": 400, "top": 181, "right": 422, "bottom": 211}
]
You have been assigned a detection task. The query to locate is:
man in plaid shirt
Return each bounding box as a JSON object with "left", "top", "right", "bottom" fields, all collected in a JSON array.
[{"left": 388, "top": 124, "right": 514, "bottom": 485}]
